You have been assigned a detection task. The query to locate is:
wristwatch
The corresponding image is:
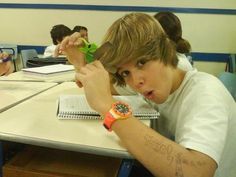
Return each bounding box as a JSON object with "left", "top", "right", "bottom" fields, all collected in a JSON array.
[{"left": 103, "top": 101, "right": 132, "bottom": 131}]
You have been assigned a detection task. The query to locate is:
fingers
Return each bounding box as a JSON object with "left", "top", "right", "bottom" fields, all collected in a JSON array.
[
  {"left": 75, "top": 72, "right": 86, "bottom": 87},
  {"left": 76, "top": 81, "right": 83, "bottom": 88},
  {"left": 60, "top": 32, "right": 84, "bottom": 51},
  {"left": 92, "top": 60, "right": 105, "bottom": 69},
  {"left": 79, "top": 61, "right": 104, "bottom": 74},
  {"left": 74, "top": 60, "right": 106, "bottom": 88},
  {"left": 75, "top": 63, "right": 97, "bottom": 85},
  {"left": 75, "top": 75, "right": 83, "bottom": 88}
]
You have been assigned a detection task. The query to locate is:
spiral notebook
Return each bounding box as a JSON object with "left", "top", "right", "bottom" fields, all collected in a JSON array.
[{"left": 57, "top": 94, "right": 159, "bottom": 120}]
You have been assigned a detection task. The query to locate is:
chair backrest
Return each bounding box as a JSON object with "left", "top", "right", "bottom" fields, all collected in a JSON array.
[
  {"left": 229, "top": 54, "right": 236, "bottom": 73},
  {"left": 20, "top": 49, "right": 38, "bottom": 68},
  {"left": 218, "top": 72, "right": 236, "bottom": 101}
]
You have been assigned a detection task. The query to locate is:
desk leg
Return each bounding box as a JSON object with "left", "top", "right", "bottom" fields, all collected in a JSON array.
[
  {"left": 0, "top": 141, "right": 3, "bottom": 177},
  {"left": 117, "top": 159, "right": 134, "bottom": 177}
]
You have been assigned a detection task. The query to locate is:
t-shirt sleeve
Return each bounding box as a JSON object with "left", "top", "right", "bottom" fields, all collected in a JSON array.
[{"left": 175, "top": 86, "right": 230, "bottom": 164}]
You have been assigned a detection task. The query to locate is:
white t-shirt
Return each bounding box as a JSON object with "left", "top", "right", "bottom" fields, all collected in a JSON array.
[
  {"left": 177, "top": 53, "right": 193, "bottom": 71},
  {"left": 43, "top": 44, "right": 57, "bottom": 58},
  {"left": 154, "top": 70, "right": 236, "bottom": 177}
]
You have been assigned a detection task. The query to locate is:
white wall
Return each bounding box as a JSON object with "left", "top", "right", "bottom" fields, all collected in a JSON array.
[{"left": 0, "top": 0, "right": 236, "bottom": 74}]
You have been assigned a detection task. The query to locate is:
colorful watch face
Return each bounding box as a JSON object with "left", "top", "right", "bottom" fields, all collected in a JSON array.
[
  {"left": 112, "top": 101, "right": 132, "bottom": 117},
  {"left": 103, "top": 101, "right": 132, "bottom": 131}
]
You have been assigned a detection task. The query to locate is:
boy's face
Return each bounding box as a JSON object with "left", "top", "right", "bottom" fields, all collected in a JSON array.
[{"left": 117, "top": 59, "right": 174, "bottom": 104}]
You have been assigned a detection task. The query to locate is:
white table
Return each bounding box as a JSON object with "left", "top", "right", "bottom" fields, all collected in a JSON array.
[
  {"left": 0, "top": 70, "right": 75, "bottom": 83},
  {"left": 0, "top": 82, "right": 150, "bottom": 177},
  {"left": 0, "top": 81, "right": 57, "bottom": 113},
  {"left": 0, "top": 82, "right": 150, "bottom": 158}
]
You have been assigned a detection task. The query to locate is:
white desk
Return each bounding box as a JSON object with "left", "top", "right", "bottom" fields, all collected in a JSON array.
[
  {"left": 0, "top": 71, "right": 75, "bottom": 83},
  {"left": 0, "top": 82, "right": 149, "bottom": 159},
  {"left": 0, "top": 81, "right": 57, "bottom": 113}
]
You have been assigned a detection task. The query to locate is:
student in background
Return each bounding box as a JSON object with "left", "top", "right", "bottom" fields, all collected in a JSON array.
[
  {"left": 154, "top": 11, "right": 193, "bottom": 71},
  {"left": 72, "top": 26, "right": 88, "bottom": 41},
  {"left": 0, "top": 52, "right": 13, "bottom": 76},
  {"left": 60, "top": 13, "right": 236, "bottom": 177},
  {"left": 43, "top": 24, "right": 72, "bottom": 58}
]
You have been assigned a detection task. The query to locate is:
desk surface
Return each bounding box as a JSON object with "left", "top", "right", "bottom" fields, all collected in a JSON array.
[
  {"left": 0, "top": 71, "right": 75, "bottom": 83},
  {"left": 0, "top": 81, "right": 57, "bottom": 113},
  {"left": 0, "top": 82, "right": 149, "bottom": 158}
]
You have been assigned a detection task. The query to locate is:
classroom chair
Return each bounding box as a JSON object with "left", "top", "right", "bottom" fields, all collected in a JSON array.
[
  {"left": 228, "top": 54, "right": 236, "bottom": 73},
  {"left": 218, "top": 72, "right": 236, "bottom": 101},
  {"left": 20, "top": 49, "right": 38, "bottom": 68}
]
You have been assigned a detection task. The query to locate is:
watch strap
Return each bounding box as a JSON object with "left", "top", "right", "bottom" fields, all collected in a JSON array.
[{"left": 103, "top": 112, "right": 114, "bottom": 131}]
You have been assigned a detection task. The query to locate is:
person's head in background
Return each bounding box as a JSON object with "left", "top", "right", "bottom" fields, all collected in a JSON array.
[
  {"left": 72, "top": 26, "right": 88, "bottom": 41},
  {"left": 154, "top": 11, "right": 191, "bottom": 54},
  {"left": 50, "top": 24, "right": 72, "bottom": 45}
]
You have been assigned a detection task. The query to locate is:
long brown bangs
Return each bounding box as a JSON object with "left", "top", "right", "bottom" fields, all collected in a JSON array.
[{"left": 100, "top": 36, "right": 163, "bottom": 74}]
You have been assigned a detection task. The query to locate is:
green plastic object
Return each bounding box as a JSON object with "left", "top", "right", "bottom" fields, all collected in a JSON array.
[{"left": 79, "top": 38, "right": 98, "bottom": 63}]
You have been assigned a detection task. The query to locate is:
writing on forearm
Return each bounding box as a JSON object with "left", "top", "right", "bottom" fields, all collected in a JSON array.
[
  {"left": 175, "top": 153, "right": 184, "bottom": 177},
  {"left": 144, "top": 134, "right": 208, "bottom": 177},
  {"left": 144, "top": 134, "right": 174, "bottom": 165}
]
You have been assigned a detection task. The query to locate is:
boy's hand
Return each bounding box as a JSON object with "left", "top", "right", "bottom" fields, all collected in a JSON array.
[
  {"left": 59, "top": 32, "right": 86, "bottom": 71},
  {"left": 75, "top": 60, "right": 113, "bottom": 115}
]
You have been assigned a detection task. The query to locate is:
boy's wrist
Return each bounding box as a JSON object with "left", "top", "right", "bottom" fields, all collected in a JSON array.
[{"left": 99, "top": 97, "right": 115, "bottom": 117}]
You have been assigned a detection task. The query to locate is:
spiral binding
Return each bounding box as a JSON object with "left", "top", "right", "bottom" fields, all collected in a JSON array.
[
  {"left": 58, "top": 112, "right": 159, "bottom": 120},
  {"left": 57, "top": 95, "right": 160, "bottom": 120},
  {"left": 58, "top": 113, "right": 102, "bottom": 120}
]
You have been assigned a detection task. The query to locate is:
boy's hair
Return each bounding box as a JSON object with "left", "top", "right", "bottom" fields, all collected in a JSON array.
[
  {"left": 50, "top": 24, "right": 71, "bottom": 45},
  {"left": 99, "top": 13, "right": 178, "bottom": 86},
  {"left": 154, "top": 11, "right": 191, "bottom": 54}
]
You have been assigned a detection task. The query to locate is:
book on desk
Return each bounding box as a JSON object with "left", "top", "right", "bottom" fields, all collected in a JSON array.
[
  {"left": 57, "top": 94, "right": 159, "bottom": 120},
  {"left": 20, "top": 64, "right": 75, "bottom": 82},
  {"left": 21, "top": 64, "right": 75, "bottom": 77},
  {"left": 26, "top": 57, "right": 67, "bottom": 68}
]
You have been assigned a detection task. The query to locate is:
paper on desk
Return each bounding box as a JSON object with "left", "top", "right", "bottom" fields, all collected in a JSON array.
[{"left": 21, "top": 64, "right": 74, "bottom": 75}]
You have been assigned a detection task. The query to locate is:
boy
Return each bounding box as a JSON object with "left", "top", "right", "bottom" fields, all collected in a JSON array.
[{"left": 60, "top": 13, "right": 236, "bottom": 177}]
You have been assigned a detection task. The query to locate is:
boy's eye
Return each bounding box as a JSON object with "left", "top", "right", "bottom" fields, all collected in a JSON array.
[
  {"left": 119, "top": 70, "right": 130, "bottom": 78},
  {"left": 137, "top": 59, "right": 146, "bottom": 67}
]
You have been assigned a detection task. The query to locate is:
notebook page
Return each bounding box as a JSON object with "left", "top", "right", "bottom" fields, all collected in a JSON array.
[
  {"left": 58, "top": 95, "right": 97, "bottom": 115},
  {"left": 57, "top": 95, "right": 159, "bottom": 119}
]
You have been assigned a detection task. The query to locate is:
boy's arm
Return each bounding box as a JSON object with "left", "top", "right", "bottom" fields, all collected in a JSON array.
[
  {"left": 75, "top": 60, "right": 217, "bottom": 177},
  {"left": 112, "top": 116, "right": 217, "bottom": 177},
  {"left": 59, "top": 32, "right": 86, "bottom": 72}
]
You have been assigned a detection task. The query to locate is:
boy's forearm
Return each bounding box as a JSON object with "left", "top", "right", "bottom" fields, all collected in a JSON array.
[{"left": 112, "top": 117, "right": 216, "bottom": 177}]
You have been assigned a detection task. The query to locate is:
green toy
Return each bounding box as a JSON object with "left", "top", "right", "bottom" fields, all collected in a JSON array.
[{"left": 79, "top": 38, "right": 98, "bottom": 63}]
